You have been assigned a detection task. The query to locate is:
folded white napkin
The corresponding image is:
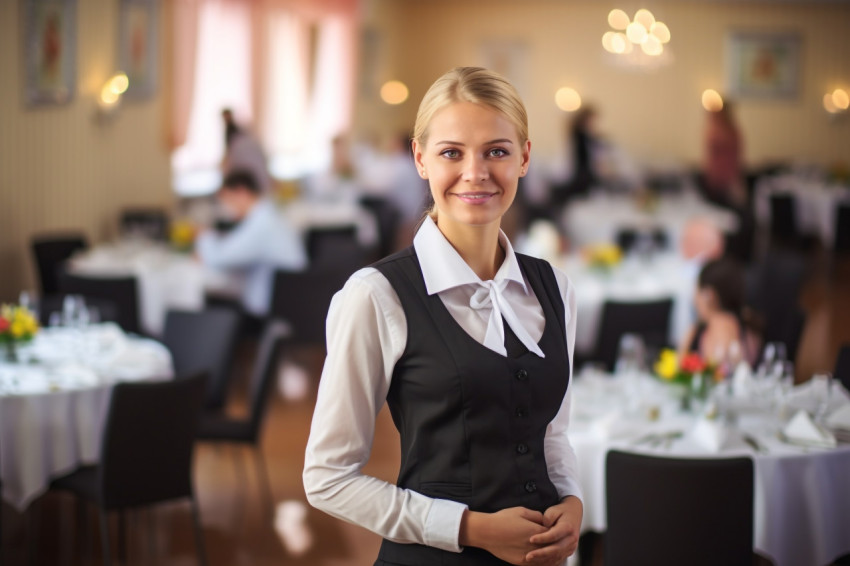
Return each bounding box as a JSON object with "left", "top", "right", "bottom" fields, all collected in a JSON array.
[
  {"left": 826, "top": 404, "right": 850, "bottom": 431},
  {"left": 782, "top": 410, "right": 837, "bottom": 448},
  {"left": 692, "top": 418, "right": 735, "bottom": 452},
  {"left": 731, "top": 362, "right": 754, "bottom": 398}
]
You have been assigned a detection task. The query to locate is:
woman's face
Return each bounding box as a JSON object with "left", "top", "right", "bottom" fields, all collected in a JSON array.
[{"left": 413, "top": 101, "right": 530, "bottom": 232}]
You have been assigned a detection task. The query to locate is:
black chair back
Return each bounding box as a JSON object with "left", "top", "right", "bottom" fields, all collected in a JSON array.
[
  {"left": 835, "top": 343, "right": 850, "bottom": 391},
  {"left": 760, "top": 308, "right": 806, "bottom": 365},
  {"left": 99, "top": 372, "right": 207, "bottom": 510},
  {"left": 359, "top": 196, "right": 402, "bottom": 258},
  {"left": 606, "top": 450, "right": 754, "bottom": 566},
  {"left": 31, "top": 234, "right": 88, "bottom": 295},
  {"left": 836, "top": 204, "right": 850, "bottom": 254},
  {"left": 163, "top": 307, "right": 241, "bottom": 411},
  {"left": 246, "top": 320, "right": 289, "bottom": 441},
  {"left": 120, "top": 208, "right": 170, "bottom": 241},
  {"left": 270, "top": 267, "right": 351, "bottom": 345},
  {"left": 595, "top": 298, "right": 673, "bottom": 372},
  {"left": 305, "top": 225, "right": 370, "bottom": 269},
  {"left": 57, "top": 272, "right": 141, "bottom": 334},
  {"left": 770, "top": 193, "right": 797, "bottom": 241},
  {"left": 746, "top": 251, "right": 807, "bottom": 356}
]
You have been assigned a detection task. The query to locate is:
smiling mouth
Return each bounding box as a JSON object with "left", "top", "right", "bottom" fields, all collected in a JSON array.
[{"left": 453, "top": 192, "right": 496, "bottom": 201}]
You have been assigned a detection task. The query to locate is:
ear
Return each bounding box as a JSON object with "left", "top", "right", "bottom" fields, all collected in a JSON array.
[
  {"left": 519, "top": 139, "right": 531, "bottom": 177},
  {"left": 412, "top": 139, "right": 428, "bottom": 179}
]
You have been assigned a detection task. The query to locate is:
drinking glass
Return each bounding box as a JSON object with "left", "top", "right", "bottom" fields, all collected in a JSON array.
[
  {"left": 812, "top": 372, "right": 834, "bottom": 423},
  {"left": 615, "top": 333, "right": 646, "bottom": 376}
]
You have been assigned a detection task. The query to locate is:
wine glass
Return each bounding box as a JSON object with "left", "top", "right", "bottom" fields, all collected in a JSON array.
[
  {"left": 615, "top": 333, "right": 646, "bottom": 376},
  {"left": 758, "top": 342, "right": 787, "bottom": 379},
  {"left": 812, "top": 372, "right": 834, "bottom": 424}
]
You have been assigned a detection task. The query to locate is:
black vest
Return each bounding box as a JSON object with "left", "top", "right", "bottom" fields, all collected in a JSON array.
[{"left": 372, "top": 247, "right": 571, "bottom": 566}]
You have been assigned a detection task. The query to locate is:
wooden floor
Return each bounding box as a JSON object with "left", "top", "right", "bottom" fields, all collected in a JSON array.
[{"left": 3, "top": 249, "right": 849, "bottom": 566}]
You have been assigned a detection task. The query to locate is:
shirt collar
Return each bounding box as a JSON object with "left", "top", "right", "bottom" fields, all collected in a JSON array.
[{"left": 413, "top": 216, "right": 528, "bottom": 296}]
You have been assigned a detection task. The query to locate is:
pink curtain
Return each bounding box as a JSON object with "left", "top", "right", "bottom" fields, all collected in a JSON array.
[{"left": 168, "top": 0, "right": 201, "bottom": 150}]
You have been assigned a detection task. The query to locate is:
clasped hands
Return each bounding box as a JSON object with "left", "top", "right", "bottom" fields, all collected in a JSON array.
[{"left": 459, "top": 496, "right": 583, "bottom": 566}]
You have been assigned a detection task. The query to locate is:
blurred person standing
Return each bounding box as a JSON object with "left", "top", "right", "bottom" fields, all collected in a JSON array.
[
  {"left": 221, "top": 108, "right": 273, "bottom": 194},
  {"left": 701, "top": 103, "right": 746, "bottom": 210},
  {"left": 196, "top": 170, "right": 307, "bottom": 321}
]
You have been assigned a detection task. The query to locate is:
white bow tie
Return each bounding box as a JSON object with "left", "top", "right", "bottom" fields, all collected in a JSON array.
[{"left": 469, "top": 280, "right": 545, "bottom": 358}]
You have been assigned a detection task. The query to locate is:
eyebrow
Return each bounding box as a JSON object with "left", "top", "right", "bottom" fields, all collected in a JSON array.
[{"left": 434, "top": 138, "right": 515, "bottom": 146}]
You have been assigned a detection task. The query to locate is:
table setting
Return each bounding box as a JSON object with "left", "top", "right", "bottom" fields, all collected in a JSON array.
[
  {"left": 568, "top": 347, "right": 850, "bottom": 566},
  {"left": 0, "top": 302, "right": 173, "bottom": 511}
]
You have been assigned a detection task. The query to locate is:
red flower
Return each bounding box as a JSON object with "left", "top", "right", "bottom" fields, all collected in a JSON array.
[
  {"left": 680, "top": 353, "right": 707, "bottom": 373},
  {"left": 0, "top": 317, "right": 9, "bottom": 333}
]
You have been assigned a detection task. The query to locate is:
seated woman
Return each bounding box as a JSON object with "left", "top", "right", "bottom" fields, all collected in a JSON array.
[{"left": 678, "top": 258, "right": 761, "bottom": 369}]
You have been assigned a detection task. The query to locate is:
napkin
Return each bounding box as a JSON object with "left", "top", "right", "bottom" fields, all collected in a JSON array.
[
  {"left": 826, "top": 404, "right": 850, "bottom": 431},
  {"left": 591, "top": 412, "right": 634, "bottom": 440},
  {"left": 692, "top": 417, "right": 736, "bottom": 452},
  {"left": 782, "top": 410, "right": 837, "bottom": 448},
  {"left": 731, "top": 362, "right": 754, "bottom": 398}
]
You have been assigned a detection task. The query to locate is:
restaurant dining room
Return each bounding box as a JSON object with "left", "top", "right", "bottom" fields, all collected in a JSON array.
[{"left": 2, "top": 0, "right": 850, "bottom": 564}]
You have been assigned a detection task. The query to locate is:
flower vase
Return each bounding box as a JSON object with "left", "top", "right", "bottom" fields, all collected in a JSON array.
[{"left": 3, "top": 341, "right": 18, "bottom": 363}]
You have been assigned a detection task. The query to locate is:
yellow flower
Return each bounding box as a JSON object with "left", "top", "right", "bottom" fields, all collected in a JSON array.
[
  {"left": 170, "top": 221, "right": 196, "bottom": 247},
  {"left": 10, "top": 320, "right": 26, "bottom": 338},
  {"left": 654, "top": 349, "right": 679, "bottom": 380}
]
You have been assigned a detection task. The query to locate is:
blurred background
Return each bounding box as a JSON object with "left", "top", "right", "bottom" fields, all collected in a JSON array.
[{"left": 1, "top": 0, "right": 850, "bottom": 565}]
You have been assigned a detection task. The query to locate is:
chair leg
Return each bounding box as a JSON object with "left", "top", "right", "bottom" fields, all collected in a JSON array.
[
  {"left": 230, "top": 445, "right": 248, "bottom": 529},
  {"left": 253, "top": 447, "right": 275, "bottom": 520},
  {"left": 98, "top": 509, "right": 112, "bottom": 566},
  {"left": 189, "top": 496, "right": 208, "bottom": 566},
  {"left": 118, "top": 511, "right": 127, "bottom": 564}
]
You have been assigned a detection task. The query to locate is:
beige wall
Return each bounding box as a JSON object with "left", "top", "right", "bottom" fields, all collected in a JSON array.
[
  {"left": 0, "top": 0, "right": 173, "bottom": 301},
  {"left": 354, "top": 0, "right": 850, "bottom": 170}
]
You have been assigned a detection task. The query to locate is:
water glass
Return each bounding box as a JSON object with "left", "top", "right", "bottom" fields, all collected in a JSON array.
[
  {"left": 812, "top": 372, "right": 834, "bottom": 423},
  {"left": 615, "top": 333, "right": 646, "bottom": 376}
]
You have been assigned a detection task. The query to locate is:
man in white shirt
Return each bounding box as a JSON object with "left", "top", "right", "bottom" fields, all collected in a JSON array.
[{"left": 196, "top": 170, "right": 308, "bottom": 319}]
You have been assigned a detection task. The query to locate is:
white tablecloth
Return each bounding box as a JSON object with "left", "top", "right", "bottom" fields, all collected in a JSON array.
[
  {"left": 558, "top": 253, "right": 695, "bottom": 356},
  {"left": 0, "top": 324, "right": 173, "bottom": 510},
  {"left": 562, "top": 190, "right": 739, "bottom": 249},
  {"left": 68, "top": 242, "right": 207, "bottom": 336},
  {"left": 568, "top": 371, "right": 850, "bottom": 566},
  {"left": 755, "top": 174, "right": 850, "bottom": 248},
  {"left": 282, "top": 199, "right": 378, "bottom": 248}
]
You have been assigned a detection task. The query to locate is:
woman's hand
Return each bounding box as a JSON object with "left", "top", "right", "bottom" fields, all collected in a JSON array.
[
  {"left": 524, "top": 496, "right": 583, "bottom": 566},
  {"left": 459, "top": 507, "right": 549, "bottom": 565}
]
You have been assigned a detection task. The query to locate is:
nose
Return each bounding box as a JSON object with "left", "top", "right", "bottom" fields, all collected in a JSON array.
[{"left": 461, "top": 155, "right": 489, "bottom": 183}]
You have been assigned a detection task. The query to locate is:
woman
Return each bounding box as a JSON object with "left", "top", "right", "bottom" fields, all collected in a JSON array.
[
  {"left": 304, "top": 67, "right": 583, "bottom": 566},
  {"left": 678, "top": 257, "right": 760, "bottom": 369}
]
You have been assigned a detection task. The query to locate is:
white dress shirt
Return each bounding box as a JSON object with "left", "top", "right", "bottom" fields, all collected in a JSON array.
[
  {"left": 196, "top": 198, "right": 307, "bottom": 316},
  {"left": 303, "top": 216, "right": 582, "bottom": 553}
]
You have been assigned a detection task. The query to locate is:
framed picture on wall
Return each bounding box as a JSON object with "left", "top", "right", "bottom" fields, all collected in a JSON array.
[
  {"left": 726, "top": 31, "right": 801, "bottom": 99},
  {"left": 118, "top": 0, "right": 157, "bottom": 99},
  {"left": 23, "top": 0, "right": 76, "bottom": 106}
]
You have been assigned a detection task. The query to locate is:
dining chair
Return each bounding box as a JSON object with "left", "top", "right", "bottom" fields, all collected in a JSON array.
[
  {"left": 195, "top": 320, "right": 290, "bottom": 519},
  {"left": 605, "top": 450, "right": 754, "bottom": 566},
  {"left": 49, "top": 372, "right": 209, "bottom": 566},
  {"left": 359, "top": 196, "right": 402, "bottom": 258},
  {"left": 270, "top": 266, "right": 352, "bottom": 346},
  {"left": 835, "top": 343, "right": 850, "bottom": 391},
  {"left": 56, "top": 272, "right": 141, "bottom": 334},
  {"left": 162, "top": 307, "right": 241, "bottom": 412},
  {"left": 305, "top": 225, "right": 371, "bottom": 268},
  {"left": 594, "top": 298, "right": 673, "bottom": 372},
  {"left": 835, "top": 204, "right": 850, "bottom": 254},
  {"left": 31, "top": 233, "right": 88, "bottom": 295}
]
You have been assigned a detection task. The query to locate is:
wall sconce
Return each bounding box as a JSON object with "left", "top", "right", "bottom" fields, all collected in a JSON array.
[
  {"left": 555, "top": 87, "right": 582, "bottom": 112},
  {"left": 701, "top": 89, "right": 724, "bottom": 112},
  {"left": 380, "top": 80, "right": 409, "bottom": 105},
  {"left": 96, "top": 72, "right": 129, "bottom": 117},
  {"left": 824, "top": 88, "right": 849, "bottom": 115}
]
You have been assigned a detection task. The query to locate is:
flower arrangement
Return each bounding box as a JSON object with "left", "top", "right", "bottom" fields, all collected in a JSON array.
[
  {"left": 0, "top": 304, "right": 40, "bottom": 362},
  {"left": 169, "top": 219, "right": 196, "bottom": 253},
  {"left": 654, "top": 349, "right": 721, "bottom": 410},
  {"left": 582, "top": 243, "right": 623, "bottom": 273}
]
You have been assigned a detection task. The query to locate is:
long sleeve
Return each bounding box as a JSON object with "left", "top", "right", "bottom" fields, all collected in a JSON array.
[
  {"left": 544, "top": 268, "right": 584, "bottom": 502},
  {"left": 302, "top": 268, "right": 468, "bottom": 552}
]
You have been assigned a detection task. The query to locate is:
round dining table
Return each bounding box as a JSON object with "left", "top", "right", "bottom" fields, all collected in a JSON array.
[
  {"left": 568, "top": 369, "right": 850, "bottom": 566},
  {"left": 0, "top": 323, "right": 173, "bottom": 511}
]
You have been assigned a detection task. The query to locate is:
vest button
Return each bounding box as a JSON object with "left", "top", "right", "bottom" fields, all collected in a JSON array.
[
  {"left": 525, "top": 481, "right": 537, "bottom": 493},
  {"left": 515, "top": 369, "right": 528, "bottom": 381},
  {"left": 515, "top": 407, "right": 526, "bottom": 418},
  {"left": 516, "top": 443, "right": 528, "bottom": 454}
]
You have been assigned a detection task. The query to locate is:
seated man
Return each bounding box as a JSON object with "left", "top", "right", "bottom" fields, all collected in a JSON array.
[{"left": 196, "top": 170, "right": 307, "bottom": 320}]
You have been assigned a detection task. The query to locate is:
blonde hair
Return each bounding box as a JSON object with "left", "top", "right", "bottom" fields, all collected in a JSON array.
[{"left": 413, "top": 67, "right": 529, "bottom": 148}]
